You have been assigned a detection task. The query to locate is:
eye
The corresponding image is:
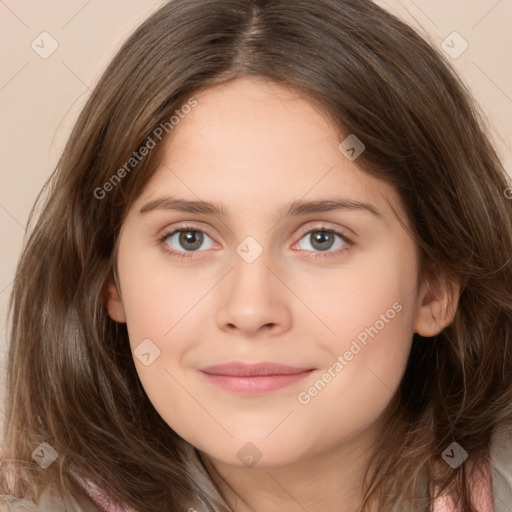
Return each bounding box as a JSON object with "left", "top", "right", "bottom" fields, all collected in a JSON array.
[
  {"left": 159, "top": 225, "right": 216, "bottom": 260},
  {"left": 295, "top": 227, "right": 352, "bottom": 259}
]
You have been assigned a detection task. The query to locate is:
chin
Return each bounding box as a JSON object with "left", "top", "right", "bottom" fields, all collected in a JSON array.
[{"left": 197, "top": 435, "right": 309, "bottom": 470}]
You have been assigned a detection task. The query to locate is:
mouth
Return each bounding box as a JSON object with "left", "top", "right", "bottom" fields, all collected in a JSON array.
[{"left": 198, "top": 362, "right": 316, "bottom": 394}]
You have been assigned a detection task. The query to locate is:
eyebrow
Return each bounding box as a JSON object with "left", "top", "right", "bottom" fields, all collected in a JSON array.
[{"left": 139, "top": 196, "right": 383, "bottom": 219}]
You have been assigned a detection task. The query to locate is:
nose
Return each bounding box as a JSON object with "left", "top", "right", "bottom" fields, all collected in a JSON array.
[{"left": 215, "top": 247, "right": 293, "bottom": 338}]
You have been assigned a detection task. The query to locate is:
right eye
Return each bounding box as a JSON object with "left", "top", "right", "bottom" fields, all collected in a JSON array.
[{"left": 159, "top": 225, "right": 217, "bottom": 259}]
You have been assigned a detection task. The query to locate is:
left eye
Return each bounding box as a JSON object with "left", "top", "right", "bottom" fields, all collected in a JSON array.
[{"left": 296, "top": 229, "right": 350, "bottom": 254}]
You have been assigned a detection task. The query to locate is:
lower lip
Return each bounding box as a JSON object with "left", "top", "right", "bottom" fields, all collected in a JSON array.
[{"left": 199, "top": 370, "right": 315, "bottom": 394}]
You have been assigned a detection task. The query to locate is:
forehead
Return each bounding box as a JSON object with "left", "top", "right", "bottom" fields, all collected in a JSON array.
[
  {"left": 133, "top": 77, "right": 407, "bottom": 227},
  {"left": 168, "top": 77, "right": 341, "bottom": 162}
]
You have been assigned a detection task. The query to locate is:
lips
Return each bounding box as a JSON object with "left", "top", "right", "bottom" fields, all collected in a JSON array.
[
  {"left": 198, "top": 362, "right": 315, "bottom": 393},
  {"left": 199, "top": 361, "right": 315, "bottom": 376}
]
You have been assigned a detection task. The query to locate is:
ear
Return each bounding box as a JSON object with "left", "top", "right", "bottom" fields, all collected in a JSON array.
[
  {"left": 413, "top": 273, "right": 460, "bottom": 337},
  {"left": 105, "top": 277, "right": 127, "bottom": 323}
]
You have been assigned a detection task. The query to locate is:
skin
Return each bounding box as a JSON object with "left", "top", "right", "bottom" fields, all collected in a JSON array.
[{"left": 107, "top": 77, "right": 459, "bottom": 512}]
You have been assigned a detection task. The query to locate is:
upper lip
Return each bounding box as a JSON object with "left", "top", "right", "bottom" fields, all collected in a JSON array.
[{"left": 199, "top": 362, "right": 314, "bottom": 377}]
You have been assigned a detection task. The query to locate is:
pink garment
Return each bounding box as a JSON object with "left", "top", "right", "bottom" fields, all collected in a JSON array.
[
  {"left": 77, "top": 478, "right": 138, "bottom": 512},
  {"left": 433, "top": 462, "right": 494, "bottom": 512}
]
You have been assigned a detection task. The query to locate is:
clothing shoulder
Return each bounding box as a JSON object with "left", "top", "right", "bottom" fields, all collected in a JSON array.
[{"left": 490, "top": 426, "right": 512, "bottom": 512}]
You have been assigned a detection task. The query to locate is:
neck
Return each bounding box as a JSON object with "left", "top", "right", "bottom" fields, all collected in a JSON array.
[{"left": 199, "top": 423, "right": 381, "bottom": 512}]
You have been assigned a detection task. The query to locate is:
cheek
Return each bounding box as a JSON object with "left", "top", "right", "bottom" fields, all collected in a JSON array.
[
  {"left": 117, "top": 238, "right": 211, "bottom": 352},
  {"left": 281, "top": 297, "right": 416, "bottom": 463},
  {"left": 115, "top": 250, "right": 206, "bottom": 441},
  {"left": 116, "top": 244, "right": 217, "bottom": 424},
  {"left": 304, "top": 239, "right": 418, "bottom": 356},
  {"left": 292, "top": 242, "right": 418, "bottom": 422}
]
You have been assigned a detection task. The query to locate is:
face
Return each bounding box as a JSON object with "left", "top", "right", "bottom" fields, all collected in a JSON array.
[{"left": 107, "top": 77, "right": 453, "bottom": 469}]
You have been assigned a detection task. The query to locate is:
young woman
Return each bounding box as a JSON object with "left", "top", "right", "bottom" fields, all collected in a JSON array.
[{"left": 1, "top": 1, "right": 511, "bottom": 511}]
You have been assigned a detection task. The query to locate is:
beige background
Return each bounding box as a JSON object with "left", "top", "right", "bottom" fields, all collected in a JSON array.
[{"left": 1, "top": 0, "right": 511, "bottom": 429}]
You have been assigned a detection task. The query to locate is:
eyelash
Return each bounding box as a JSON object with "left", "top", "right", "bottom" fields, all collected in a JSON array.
[{"left": 158, "top": 224, "right": 354, "bottom": 261}]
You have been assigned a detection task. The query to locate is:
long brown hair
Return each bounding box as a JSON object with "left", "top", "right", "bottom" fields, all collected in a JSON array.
[{"left": 2, "top": 1, "right": 511, "bottom": 511}]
